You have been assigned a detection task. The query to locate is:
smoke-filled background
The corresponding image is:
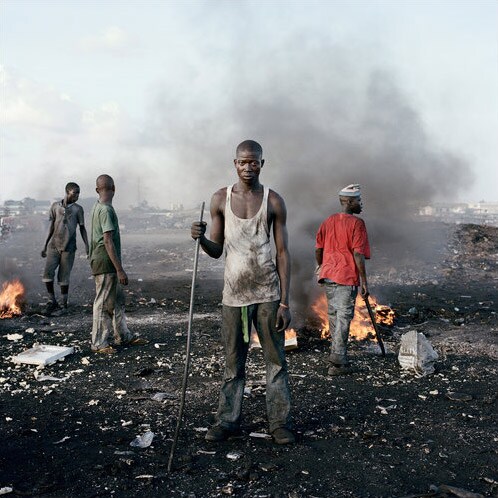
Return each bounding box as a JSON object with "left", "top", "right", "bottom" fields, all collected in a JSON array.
[{"left": 1, "top": 2, "right": 497, "bottom": 310}]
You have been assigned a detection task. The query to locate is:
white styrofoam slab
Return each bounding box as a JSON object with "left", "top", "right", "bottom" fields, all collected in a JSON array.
[{"left": 12, "top": 344, "right": 74, "bottom": 366}]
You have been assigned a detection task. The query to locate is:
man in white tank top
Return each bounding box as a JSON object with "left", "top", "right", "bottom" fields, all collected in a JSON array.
[{"left": 191, "top": 140, "right": 294, "bottom": 445}]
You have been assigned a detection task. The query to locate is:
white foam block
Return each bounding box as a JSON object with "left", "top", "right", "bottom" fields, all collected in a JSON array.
[{"left": 12, "top": 344, "right": 74, "bottom": 366}]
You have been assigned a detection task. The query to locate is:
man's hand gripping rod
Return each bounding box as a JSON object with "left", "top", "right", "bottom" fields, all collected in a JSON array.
[{"left": 167, "top": 201, "right": 205, "bottom": 472}]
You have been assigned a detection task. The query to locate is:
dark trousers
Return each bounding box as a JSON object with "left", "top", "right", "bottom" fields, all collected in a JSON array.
[{"left": 215, "top": 301, "right": 292, "bottom": 433}]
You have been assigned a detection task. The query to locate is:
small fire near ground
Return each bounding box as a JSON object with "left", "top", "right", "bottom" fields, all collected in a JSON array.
[{"left": 0, "top": 279, "right": 25, "bottom": 319}]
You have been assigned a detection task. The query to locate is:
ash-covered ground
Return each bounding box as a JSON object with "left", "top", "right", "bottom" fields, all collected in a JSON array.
[{"left": 0, "top": 222, "right": 497, "bottom": 498}]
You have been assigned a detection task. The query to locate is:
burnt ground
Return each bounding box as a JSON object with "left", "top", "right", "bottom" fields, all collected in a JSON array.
[{"left": 0, "top": 222, "right": 497, "bottom": 498}]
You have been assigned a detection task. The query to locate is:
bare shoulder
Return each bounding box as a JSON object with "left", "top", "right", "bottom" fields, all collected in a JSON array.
[
  {"left": 268, "top": 189, "right": 286, "bottom": 209},
  {"left": 211, "top": 187, "right": 227, "bottom": 212},
  {"left": 268, "top": 189, "right": 287, "bottom": 218}
]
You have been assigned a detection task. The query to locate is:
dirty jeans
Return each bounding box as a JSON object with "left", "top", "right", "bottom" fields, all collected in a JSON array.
[
  {"left": 324, "top": 282, "right": 358, "bottom": 365},
  {"left": 91, "top": 273, "right": 133, "bottom": 350},
  {"left": 215, "top": 301, "right": 292, "bottom": 433}
]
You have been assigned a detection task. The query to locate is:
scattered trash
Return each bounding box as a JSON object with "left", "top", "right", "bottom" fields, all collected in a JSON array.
[
  {"left": 6, "top": 334, "right": 23, "bottom": 341},
  {"left": 34, "top": 372, "right": 68, "bottom": 382},
  {"left": 0, "top": 487, "right": 13, "bottom": 495},
  {"left": 398, "top": 331, "right": 438, "bottom": 376},
  {"left": 446, "top": 392, "right": 473, "bottom": 402},
  {"left": 12, "top": 344, "right": 74, "bottom": 366},
  {"left": 53, "top": 436, "right": 71, "bottom": 445},
  {"left": 376, "top": 405, "right": 396, "bottom": 415},
  {"left": 114, "top": 450, "right": 135, "bottom": 455},
  {"left": 151, "top": 392, "right": 177, "bottom": 402},
  {"left": 221, "top": 483, "right": 234, "bottom": 495},
  {"left": 249, "top": 432, "right": 272, "bottom": 439},
  {"left": 193, "top": 427, "right": 208, "bottom": 432},
  {"left": 88, "top": 399, "right": 99, "bottom": 406},
  {"left": 198, "top": 449, "right": 216, "bottom": 455},
  {"left": 25, "top": 328, "right": 35, "bottom": 333},
  {"left": 226, "top": 450, "right": 243, "bottom": 460},
  {"left": 130, "top": 430, "right": 154, "bottom": 448},
  {"left": 81, "top": 357, "right": 90, "bottom": 365}
]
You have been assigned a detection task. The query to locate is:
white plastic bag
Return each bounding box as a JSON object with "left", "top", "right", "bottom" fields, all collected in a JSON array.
[
  {"left": 398, "top": 330, "right": 438, "bottom": 376},
  {"left": 130, "top": 430, "right": 154, "bottom": 448}
]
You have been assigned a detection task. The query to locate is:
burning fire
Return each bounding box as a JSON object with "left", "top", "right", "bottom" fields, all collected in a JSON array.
[
  {"left": 0, "top": 279, "right": 25, "bottom": 318},
  {"left": 312, "top": 293, "right": 394, "bottom": 340},
  {"left": 250, "top": 328, "right": 298, "bottom": 351}
]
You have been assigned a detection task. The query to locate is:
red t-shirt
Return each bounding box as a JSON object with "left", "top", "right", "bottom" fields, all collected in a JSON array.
[{"left": 315, "top": 213, "right": 370, "bottom": 286}]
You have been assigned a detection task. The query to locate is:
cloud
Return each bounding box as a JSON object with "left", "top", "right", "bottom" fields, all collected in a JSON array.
[
  {"left": 1, "top": 67, "right": 135, "bottom": 203},
  {"left": 78, "top": 26, "right": 137, "bottom": 55},
  {"left": 0, "top": 66, "right": 81, "bottom": 133}
]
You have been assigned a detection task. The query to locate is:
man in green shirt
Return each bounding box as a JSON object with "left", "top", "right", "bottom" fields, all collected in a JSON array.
[{"left": 89, "top": 174, "right": 147, "bottom": 354}]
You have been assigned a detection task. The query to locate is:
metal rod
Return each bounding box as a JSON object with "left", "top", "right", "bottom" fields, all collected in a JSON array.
[
  {"left": 167, "top": 201, "right": 205, "bottom": 472},
  {"left": 363, "top": 296, "right": 386, "bottom": 357}
]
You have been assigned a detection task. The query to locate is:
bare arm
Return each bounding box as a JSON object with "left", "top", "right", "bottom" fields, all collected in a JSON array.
[
  {"left": 271, "top": 191, "right": 291, "bottom": 331},
  {"left": 79, "top": 225, "right": 89, "bottom": 255},
  {"left": 103, "top": 231, "right": 128, "bottom": 285},
  {"left": 190, "top": 190, "right": 225, "bottom": 259},
  {"left": 41, "top": 220, "right": 55, "bottom": 257},
  {"left": 353, "top": 251, "right": 368, "bottom": 297}
]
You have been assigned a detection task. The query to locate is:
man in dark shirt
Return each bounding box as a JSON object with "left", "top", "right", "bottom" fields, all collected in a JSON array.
[{"left": 41, "top": 182, "right": 89, "bottom": 312}]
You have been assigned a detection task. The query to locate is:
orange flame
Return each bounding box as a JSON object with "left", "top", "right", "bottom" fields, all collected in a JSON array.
[
  {"left": 250, "top": 328, "right": 298, "bottom": 350},
  {"left": 312, "top": 293, "right": 394, "bottom": 340},
  {"left": 0, "top": 279, "right": 25, "bottom": 318}
]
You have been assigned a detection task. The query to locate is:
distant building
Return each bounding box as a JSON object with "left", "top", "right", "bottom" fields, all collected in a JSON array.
[
  {"left": 418, "top": 202, "right": 498, "bottom": 226},
  {"left": 469, "top": 202, "right": 498, "bottom": 215},
  {"left": 34, "top": 200, "right": 52, "bottom": 215}
]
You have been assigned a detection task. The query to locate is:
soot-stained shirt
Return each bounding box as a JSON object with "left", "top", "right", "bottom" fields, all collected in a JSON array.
[
  {"left": 222, "top": 185, "right": 280, "bottom": 307},
  {"left": 48, "top": 201, "right": 84, "bottom": 252}
]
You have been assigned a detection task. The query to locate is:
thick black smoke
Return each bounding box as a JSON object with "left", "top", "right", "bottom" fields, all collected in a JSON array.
[{"left": 132, "top": 37, "right": 473, "bottom": 318}]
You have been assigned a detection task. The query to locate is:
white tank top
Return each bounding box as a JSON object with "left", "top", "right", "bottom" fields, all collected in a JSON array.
[{"left": 222, "top": 185, "right": 281, "bottom": 307}]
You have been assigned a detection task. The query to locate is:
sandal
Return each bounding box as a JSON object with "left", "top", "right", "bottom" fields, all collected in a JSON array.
[
  {"left": 126, "top": 337, "right": 149, "bottom": 347},
  {"left": 93, "top": 345, "right": 117, "bottom": 354}
]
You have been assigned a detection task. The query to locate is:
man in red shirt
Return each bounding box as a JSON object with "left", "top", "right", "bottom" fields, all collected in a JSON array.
[{"left": 315, "top": 184, "right": 370, "bottom": 375}]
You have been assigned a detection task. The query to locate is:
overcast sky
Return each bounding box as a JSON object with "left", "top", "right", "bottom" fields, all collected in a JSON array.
[{"left": 1, "top": 0, "right": 497, "bottom": 208}]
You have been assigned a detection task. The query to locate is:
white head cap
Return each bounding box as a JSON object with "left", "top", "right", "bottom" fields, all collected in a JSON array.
[{"left": 339, "top": 184, "right": 361, "bottom": 197}]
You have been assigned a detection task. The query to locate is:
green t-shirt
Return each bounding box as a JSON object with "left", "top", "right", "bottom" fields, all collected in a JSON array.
[{"left": 89, "top": 201, "right": 121, "bottom": 275}]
